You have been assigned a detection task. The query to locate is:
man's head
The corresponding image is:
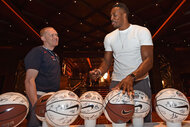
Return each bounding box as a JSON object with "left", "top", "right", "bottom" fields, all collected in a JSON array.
[
  {"left": 111, "top": 3, "right": 130, "bottom": 29},
  {"left": 40, "top": 27, "right": 59, "bottom": 50}
]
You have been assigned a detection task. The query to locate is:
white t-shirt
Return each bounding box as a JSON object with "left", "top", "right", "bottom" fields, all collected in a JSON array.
[{"left": 104, "top": 24, "right": 153, "bottom": 81}]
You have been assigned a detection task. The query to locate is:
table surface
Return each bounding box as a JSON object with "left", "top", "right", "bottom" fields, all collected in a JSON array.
[{"left": 69, "top": 121, "right": 190, "bottom": 127}]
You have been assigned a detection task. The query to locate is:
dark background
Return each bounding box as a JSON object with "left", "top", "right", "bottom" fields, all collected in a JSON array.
[{"left": 0, "top": 0, "right": 190, "bottom": 95}]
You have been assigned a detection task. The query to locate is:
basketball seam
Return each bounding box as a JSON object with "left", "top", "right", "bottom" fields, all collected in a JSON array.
[
  {"left": 46, "top": 99, "right": 80, "bottom": 107},
  {"left": 46, "top": 109, "right": 79, "bottom": 116},
  {"left": 80, "top": 100, "right": 103, "bottom": 105},
  {"left": 80, "top": 108, "right": 103, "bottom": 114},
  {"left": 156, "top": 105, "right": 170, "bottom": 121},
  {"left": 108, "top": 92, "right": 124, "bottom": 102},
  {"left": 105, "top": 92, "right": 133, "bottom": 105},
  {"left": 135, "top": 111, "right": 149, "bottom": 113},
  {"left": 46, "top": 112, "right": 77, "bottom": 126},
  {"left": 0, "top": 104, "right": 26, "bottom": 106},
  {"left": 0, "top": 109, "right": 27, "bottom": 122},
  {"left": 134, "top": 100, "right": 150, "bottom": 105},
  {"left": 157, "top": 98, "right": 188, "bottom": 103},
  {"left": 80, "top": 101, "right": 104, "bottom": 113},
  {"left": 105, "top": 100, "right": 133, "bottom": 119},
  {"left": 156, "top": 104, "right": 189, "bottom": 116}
]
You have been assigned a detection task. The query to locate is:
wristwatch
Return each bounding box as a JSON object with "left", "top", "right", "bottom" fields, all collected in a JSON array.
[{"left": 129, "top": 73, "right": 136, "bottom": 81}]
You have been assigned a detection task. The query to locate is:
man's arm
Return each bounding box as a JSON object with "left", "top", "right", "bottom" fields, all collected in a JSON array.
[
  {"left": 99, "top": 51, "right": 113, "bottom": 75},
  {"left": 114, "top": 45, "right": 153, "bottom": 93},
  {"left": 133, "top": 45, "right": 153, "bottom": 79},
  {"left": 90, "top": 51, "right": 113, "bottom": 80},
  {"left": 25, "top": 69, "right": 39, "bottom": 107}
]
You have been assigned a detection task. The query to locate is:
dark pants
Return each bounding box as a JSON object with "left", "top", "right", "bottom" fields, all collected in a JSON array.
[
  {"left": 109, "top": 78, "right": 152, "bottom": 122},
  {"left": 26, "top": 95, "right": 42, "bottom": 127}
]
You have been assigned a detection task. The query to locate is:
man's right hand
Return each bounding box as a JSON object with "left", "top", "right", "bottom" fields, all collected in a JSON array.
[{"left": 89, "top": 69, "right": 101, "bottom": 80}]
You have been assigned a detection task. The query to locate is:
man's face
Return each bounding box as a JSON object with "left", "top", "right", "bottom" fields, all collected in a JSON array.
[
  {"left": 43, "top": 28, "right": 59, "bottom": 48},
  {"left": 110, "top": 7, "right": 126, "bottom": 29}
]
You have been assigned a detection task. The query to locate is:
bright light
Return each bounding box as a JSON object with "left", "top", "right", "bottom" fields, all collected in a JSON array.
[
  {"left": 162, "top": 80, "right": 164, "bottom": 85},
  {"left": 103, "top": 72, "right": 108, "bottom": 79},
  {"left": 100, "top": 77, "right": 104, "bottom": 82},
  {"left": 162, "top": 80, "right": 166, "bottom": 88},
  {"left": 100, "top": 72, "right": 108, "bottom": 82}
]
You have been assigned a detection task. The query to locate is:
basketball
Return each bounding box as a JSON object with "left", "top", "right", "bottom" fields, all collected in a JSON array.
[
  {"left": 155, "top": 88, "right": 190, "bottom": 123},
  {"left": 0, "top": 92, "right": 29, "bottom": 127},
  {"left": 45, "top": 90, "right": 81, "bottom": 126},
  {"left": 104, "top": 90, "right": 134, "bottom": 123},
  {"left": 35, "top": 92, "right": 55, "bottom": 121},
  {"left": 133, "top": 90, "right": 150, "bottom": 118},
  {"left": 79, "top": 91, "right": 104, "bottom": 120}
]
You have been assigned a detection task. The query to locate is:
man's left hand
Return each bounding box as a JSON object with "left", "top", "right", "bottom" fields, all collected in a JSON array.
[{"left": 112, "top": 75, "right": 135, "bottom": 95}]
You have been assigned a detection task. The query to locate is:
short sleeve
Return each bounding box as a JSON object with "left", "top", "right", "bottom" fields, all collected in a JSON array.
[
  {"left": 138, "top": 27, "right": 153, "bottom": 46},
  {"left": 24, "top": 47, "right": 43, "bottom": 71},
  {"left": 104, "top": 35, "right": 112, "bottom": 51}
]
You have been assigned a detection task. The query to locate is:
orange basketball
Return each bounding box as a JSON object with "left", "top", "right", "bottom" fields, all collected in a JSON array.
[
  {"left": 104, "top": 90, "right": 134, "bottom": 123},
  {"left": 35, "top": 92, "right": 54, "bottom": 121},
  {"left": 0, "top": 92, "right": 29, "bottom": 127}
]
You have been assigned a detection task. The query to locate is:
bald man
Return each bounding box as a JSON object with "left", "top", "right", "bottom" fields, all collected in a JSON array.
[{"left": 24, "top": 27, "right": 61, "bottom": 126}]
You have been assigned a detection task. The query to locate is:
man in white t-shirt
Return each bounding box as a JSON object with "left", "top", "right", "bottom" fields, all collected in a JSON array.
[{"left": 90, "top": 2, "right": 153, "bottom": 122}]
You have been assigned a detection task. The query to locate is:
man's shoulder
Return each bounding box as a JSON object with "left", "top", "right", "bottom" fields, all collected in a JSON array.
[
  {"left": 106, "top": 29, "right": 118, "bottom": 38},
  {"left": 131, "top": 24, "right": 147, "bottom": 30},
  {"left": 31, "top": 46, "right": 43, "bottom": 51},
  {"left": 28, "top": 46, "right": 44, "bottom": 54},
  {"left": 25, "top": 46, "right": 43, "bottom": 58},
  {"left": 131, "top": 24, "right": 150, "bottom": 33}
]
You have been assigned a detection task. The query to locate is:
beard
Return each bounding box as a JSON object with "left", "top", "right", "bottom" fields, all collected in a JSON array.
[{"left": 112, "top": 21, "right": 121, "bottom": 29}]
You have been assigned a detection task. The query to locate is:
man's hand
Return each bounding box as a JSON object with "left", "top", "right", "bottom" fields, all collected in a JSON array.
[
  {"left": 89, "top": 69, "right": 101, "bottom": 80},
  {"left": 112, "top": 75, "right": 135, "bottom": 95}
]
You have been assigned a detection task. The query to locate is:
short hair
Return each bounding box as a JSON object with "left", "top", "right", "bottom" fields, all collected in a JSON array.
[
  {"left": 40, "top": 27, "right": 54, "bottom": 37},
  {"left": 112, "top": 2, "right": 130, "bottom": 17}
]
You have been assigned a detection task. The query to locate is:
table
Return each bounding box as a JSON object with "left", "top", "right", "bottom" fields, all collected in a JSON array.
[{"left": 69, "top": 121, "right": 190, "bottom": 127}]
